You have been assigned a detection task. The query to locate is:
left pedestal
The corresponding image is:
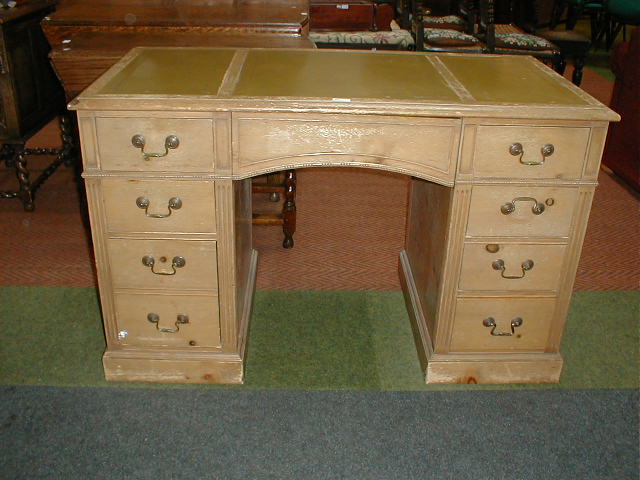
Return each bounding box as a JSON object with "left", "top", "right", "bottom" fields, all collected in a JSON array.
[{"left": 79, "top": 112, "right": 255, "bottom": 384}]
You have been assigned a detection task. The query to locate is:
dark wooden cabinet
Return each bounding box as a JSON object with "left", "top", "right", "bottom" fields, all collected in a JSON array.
[
  {"left": 310, "top": 0, "right": 395, "bottom": 31},
  {"left": 0, "top": 0, "right": 65, "bottom": 144},
  {"left": 0, "top": 0, "right": 74, "bottom": 211}
]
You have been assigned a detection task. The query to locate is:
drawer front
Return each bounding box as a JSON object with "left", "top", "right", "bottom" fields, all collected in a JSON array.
[
  {"left": 108, "top": 238, "right": 218, "bottom": 290},
  {"left": 466, "top": 185, "right": 579, "bottom": 238},
  {"left": 95, "top": 117, "right": 214, "bottom": 172},
  {"left": 450, "top": 297, "right": 556, "bottom": 353},
  {"left": 459, "top": 243, "right": 566, "bottom": 292},
  {"left": 233, "top": 113, "right": 459, "bottom": 181},
  {"left": 101, "top": 178, "right": 216, "bottom": 234},
  {"left": 473, "top": 125, "right": 590, "bottom": 179},
  {"left": 113, "top": 293, "right": 220, "bottom": 348}
]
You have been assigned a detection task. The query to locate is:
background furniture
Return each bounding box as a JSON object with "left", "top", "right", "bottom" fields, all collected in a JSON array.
[
  {"left": 308, "top": 0, "right": 415, "bottom": 50},
  {"left": 0, "top": 0, "right": 74, "bottom": 210},
  {"left": 71, "top": 47, "right": 617, "bottom": 385},
  {"left": 251, "top": 170, "right": 297, "bottom": 248},
  {"left": 477, "top": 0, "right": 562, "bottom": 72},
  {"left": 602, "top": 26, "right": 639, "bottom": 191},
  {"left": 310, "top": 0, "right": 395, "bottom": 31},
  {"left": 595, "top": 0, "right": 640, "bottom": 49},
  {"left": 412, "top": 0, "right": 485, "bottom": 53},
  {"left": 521, "top": 0, "right": 592, "bottom": 86}
]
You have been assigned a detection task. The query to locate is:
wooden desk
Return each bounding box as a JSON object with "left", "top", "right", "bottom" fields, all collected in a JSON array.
[{"left": 70, "top": 47, "right": 618, "bottom": 384}]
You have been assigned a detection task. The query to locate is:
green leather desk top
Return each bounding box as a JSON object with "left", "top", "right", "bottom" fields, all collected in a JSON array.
[{"left": 75, "top": 47, "right": 618, "bottom": 121}]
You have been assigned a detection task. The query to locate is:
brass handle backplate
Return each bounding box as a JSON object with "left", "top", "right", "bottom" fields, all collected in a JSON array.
[
  {"left": 501, "top": 197, "right": 554, "bottom": 216},
  {"left": 131, "top": 134, "right": 180, "bottom": 159},
  {"left": 482, "top": 316, "right": 523, "bottom": 336},
  {"left": 509, "top": 142, "right": 555, "bottom": 165},
  {"left": 147, "top": 313, "right": 189, "bottom": 333},
  {"left": 492, "top": 259, "right": 534, "bottom": 279},
  {"left": 141, "top": 255, "right": 186, "bottom": 275},
  {"left": 136, "top": 196, "right": 182, "bottom": 218}
]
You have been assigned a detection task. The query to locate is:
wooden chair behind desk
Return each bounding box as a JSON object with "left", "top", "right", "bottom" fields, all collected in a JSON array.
[
  {"left": 477, "top": 0, "right": 562, "bottom": 73},
  {"left": 252, "top": 170, "right": 297, "bottom": 248}
]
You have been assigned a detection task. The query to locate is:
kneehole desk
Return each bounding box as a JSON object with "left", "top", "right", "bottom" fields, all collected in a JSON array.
[{"left": 70, "top": 47, "right": 619, "bottom": 384}]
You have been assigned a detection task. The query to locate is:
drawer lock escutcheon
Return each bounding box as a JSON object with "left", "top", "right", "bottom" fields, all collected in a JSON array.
[
  {"left": 501, "top": 197, "right": 554, "bottom": 216},
  {"left": 492, "top": 259, "right": 534, "bottom": 279},
  {"left": 147, "top": 313, "right": 189, "bottom": 333},
  {"left": 509, "top": 142, "right": 555, "bottom": 165},
  {"left": 136, "top": 196, "right": 182, "bottom": 218},
  {"left": 482, "top": 316, "right": 523, "bottom": 336},
  {"left": 131, "top": 134, "right": 180, "bottom": 159},
  {"left": 141, "top": 255, "right": 186, "bottom": 275}
]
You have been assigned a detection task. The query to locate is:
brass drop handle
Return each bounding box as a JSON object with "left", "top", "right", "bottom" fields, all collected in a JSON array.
[
  {"left": 509, "top": 142, "right": 555, "bottom": 165},
  {"left": 131, "top": 134, "right": 180, "bottom": 159},
  {"left": 141, "top": 255, "right": 186, "bottom": 275},
  {"left": 492, "top": 258, "right": 534, "bottom": 279},
  {"left": 482, "top": 316, "right": 523, "bottom": 336},
  {"left": 136, "top": 196, "right": 182, "bottom": 218},
  {"left": 147, "top": 313, "right": 189, "bottom": 333},
  {"left": 501, "top": 197, "right": 554, "bottom": 216}
]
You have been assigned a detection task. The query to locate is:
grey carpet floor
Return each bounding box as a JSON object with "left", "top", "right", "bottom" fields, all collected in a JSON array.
[{"left": 1, "top": 386, "right": 637, "bottom": 479}]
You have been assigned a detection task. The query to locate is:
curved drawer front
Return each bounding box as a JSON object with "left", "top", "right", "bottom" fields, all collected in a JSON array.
[
  {"left": 113, "top": 293, "right": 220, "bottom": 348},
  {"left": 233, "top": 113, "right": 460, "bottom": 182},
  {"left": 459, "top": 243, "right": 566, "bottom": 292},
  {"left": 96, "top": 117, "right": 215, "bottom": 172},
  {"left": 450, "top": 297, "right": 556, "bottom": 353},
  {"left": 102, "top": 178, "right": 216, "bottom": 234},
  {"left": 473, "top": 125, "right": 590, "bottom": 179},
  {"left": 466, "top": 185, "right": 579, "bottom": 238},
  {"left": 108, "top": 238, "right": 218, "bottom": 290}
]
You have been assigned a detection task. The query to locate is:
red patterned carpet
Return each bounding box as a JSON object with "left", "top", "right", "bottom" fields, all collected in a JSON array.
[{"left": 0, "top": 67, "right": 637, "bottom": 291}]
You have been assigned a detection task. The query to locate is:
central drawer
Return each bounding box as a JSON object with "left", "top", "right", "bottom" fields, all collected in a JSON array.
[
  {"left": 101, "top": 178, "right": 216, "bottom": 234},
  {"left": 113, "top": 292, "right": 221, "bottom": 348},
  {"left": 95, "top": 116, "right": 215, "bottom": 172},
  {"left": 107, "top": 238, "right": 218, "bottom": 290},
  {"left": 232, "top": 113, "right": 460, "bottom": 181}
]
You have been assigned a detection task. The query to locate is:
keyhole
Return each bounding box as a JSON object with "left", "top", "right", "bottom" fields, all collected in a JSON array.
[{"left": 159, "top": 256, "right": 167, "bottom": 263}]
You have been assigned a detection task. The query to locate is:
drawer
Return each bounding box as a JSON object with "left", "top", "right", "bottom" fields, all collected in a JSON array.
[
  {"left": 113, "top": 292, "right": 220, "bottom": 348},
  {"left": 95, "top": 117, "right": 215, "bottom": 172},
  {"left": 108, "top": 238, "right": 218, "bottom": 290},
  {"left": 450, "top": 297, "right": 556, "bottom": 353},
  {"left": 233, "top": 113, "right": 459, "bottom": 181},
  {"left": 101, "top": 178, "right": 216, "bottom": 234},
  {"left": 472, "top": 125, "right": 590, "bottom": 179},
  {"left": 459, "top": 242, "right": 566, "bottom": 292},
  {"left": 466, "top": 185, "right": 579, "bottom": 238}
]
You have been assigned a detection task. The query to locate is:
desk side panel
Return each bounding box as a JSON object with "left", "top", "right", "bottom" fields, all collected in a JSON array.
[{"left": 404, "top": 179, "right": 453, "bottom": 349}]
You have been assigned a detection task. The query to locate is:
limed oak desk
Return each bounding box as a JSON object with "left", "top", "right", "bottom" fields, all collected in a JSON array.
[{"left": 70, "top": 48, "right": 618, "bottom": 384}]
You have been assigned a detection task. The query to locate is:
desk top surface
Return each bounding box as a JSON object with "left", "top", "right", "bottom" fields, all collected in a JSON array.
[{"left": 73, "top": 47, "right": 618, "bottom": 121}]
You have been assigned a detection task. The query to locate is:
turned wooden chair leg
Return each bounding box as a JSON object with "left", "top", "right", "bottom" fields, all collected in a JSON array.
[
  {"left": 572, "top": 55, "right": 585, "bottom": 86},
  {"left": 282, "top": 169, "right": 297, "bottom": 249},
  {"left": 14, "top": 149, "right": 35, "bottom": 211}
]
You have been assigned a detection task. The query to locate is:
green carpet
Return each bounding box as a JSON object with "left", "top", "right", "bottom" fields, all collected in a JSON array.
[{"left": 0, "top": 287, "right": 637, "bottom": 390}]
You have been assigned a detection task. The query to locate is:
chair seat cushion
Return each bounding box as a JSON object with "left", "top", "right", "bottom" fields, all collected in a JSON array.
[
  {"left": 423, "top": 14, "right": 466, "bottom": 31},
  {"left": 495, "top": 32, "right": 555, "bottom": 51},
  {"left": 309, "top": 29, "right": 415, "bottom": 47},
  {"left": 424, "top": 28, "right": 479, "bottom": 46}
]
